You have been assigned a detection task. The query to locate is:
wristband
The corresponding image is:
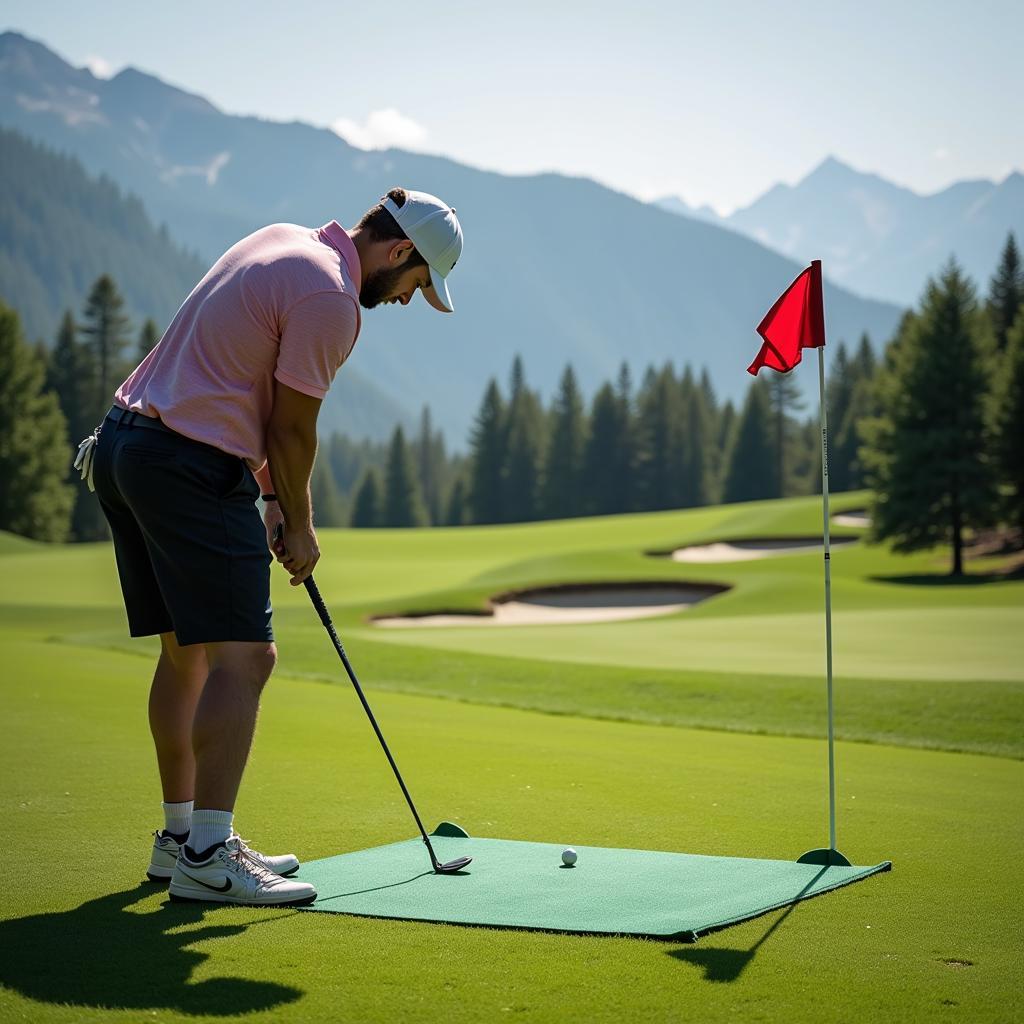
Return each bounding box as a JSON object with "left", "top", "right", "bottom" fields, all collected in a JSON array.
[{"left": 261, "top": 493, "right": 278, "bottom": 502}]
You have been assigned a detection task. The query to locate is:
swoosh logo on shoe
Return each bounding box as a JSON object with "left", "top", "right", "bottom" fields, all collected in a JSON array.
[{"left": 178, "top": 870, "right": 233, "bottom": 893}]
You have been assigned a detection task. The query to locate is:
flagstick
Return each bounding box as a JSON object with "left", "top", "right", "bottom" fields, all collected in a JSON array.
[
  {"left": 817, "top": 345, "right": 837, "bottom": 854},
  {"left": 798, "top": 344, "right": 850, "bottom": 866}
]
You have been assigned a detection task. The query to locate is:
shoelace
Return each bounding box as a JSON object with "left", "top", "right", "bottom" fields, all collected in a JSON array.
[{"left": 225, "top": 836, "right": 279, "bottom": 887}]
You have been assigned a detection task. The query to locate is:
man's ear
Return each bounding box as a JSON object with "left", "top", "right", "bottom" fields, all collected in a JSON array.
[{"left": 388, "top": 239, "right": 415, "bottom": 265}]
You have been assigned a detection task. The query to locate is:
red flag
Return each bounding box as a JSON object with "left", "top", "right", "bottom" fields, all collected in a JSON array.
[{"left": 747, "top": 260, "right": 826, "bottom": 375}]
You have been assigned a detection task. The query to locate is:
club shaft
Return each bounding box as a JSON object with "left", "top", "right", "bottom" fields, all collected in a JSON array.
[{"left": 303, "top": 575, "right": 442, "bottom": 870}]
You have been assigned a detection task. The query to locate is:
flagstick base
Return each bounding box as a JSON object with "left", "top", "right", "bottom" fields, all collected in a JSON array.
[{"left": 797, "top": 847, "right": 853, "bottom": 867}]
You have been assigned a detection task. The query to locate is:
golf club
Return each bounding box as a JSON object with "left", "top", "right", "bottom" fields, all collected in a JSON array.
[{"left": 301, "top": 571, "right": 472, "bottom": 875}]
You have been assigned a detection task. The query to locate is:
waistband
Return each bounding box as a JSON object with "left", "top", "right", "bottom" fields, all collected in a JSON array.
[{"left": 105, "top": 405, "right": 175, "bottom": 434}]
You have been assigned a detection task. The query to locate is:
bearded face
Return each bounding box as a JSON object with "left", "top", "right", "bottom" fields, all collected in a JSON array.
[{"left": 360, "top": 262, "right": 423, "bottom": 309}]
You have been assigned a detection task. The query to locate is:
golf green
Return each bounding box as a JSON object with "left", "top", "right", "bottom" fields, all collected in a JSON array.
[{"left": 299, "top": 823, "right": 891, "bottom": 940}]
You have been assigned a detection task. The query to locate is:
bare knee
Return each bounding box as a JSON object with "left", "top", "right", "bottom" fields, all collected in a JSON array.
[{"left": 206, "top": 641, "right": 277, "bottom": 691}]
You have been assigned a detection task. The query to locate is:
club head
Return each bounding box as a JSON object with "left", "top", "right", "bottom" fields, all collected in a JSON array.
[{"left": 434, "top": 856, "right": 473, "bottom": 874}]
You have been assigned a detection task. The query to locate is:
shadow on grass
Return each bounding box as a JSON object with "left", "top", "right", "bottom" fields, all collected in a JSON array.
[
  {"left": 870, "top": 570, "right": 1022, "bottom": 586},
  {"left": 0, "top": 883, "right": 302, "bottom": 1015},
  {"left": 668, "top": 901, "right": 799, "bottom": 982},
  {"left": 668, "top": 866, "right": 829, "bottom": 982}
]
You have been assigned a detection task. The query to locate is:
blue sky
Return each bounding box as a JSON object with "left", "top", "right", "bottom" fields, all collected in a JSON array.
[{"left": 3, "top": 0, "right": 1021, "bottom": 214}]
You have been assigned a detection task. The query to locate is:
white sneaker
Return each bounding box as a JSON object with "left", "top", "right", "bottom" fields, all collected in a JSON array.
[
  {"left": 147, "top": 830, "right": 301, "bottom": 882},
  {"left": 168, "top": 842, "right": 317, "bottom": 907}
]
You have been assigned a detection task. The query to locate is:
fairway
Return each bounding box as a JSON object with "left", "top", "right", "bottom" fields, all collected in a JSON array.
[
  {"left": 367, "top": 605, "right": 1022, "bottom": 681},
  {"left": 3, "top": 493, "right": 1022, "bottom": 1022}
]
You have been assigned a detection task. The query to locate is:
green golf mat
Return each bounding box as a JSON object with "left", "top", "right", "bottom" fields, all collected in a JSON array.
[{"left": 297, "top": 823, "right": 891, "bottom": 941}]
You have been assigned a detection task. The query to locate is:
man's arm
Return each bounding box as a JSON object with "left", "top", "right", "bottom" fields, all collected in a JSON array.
[{"left": 266, "top": 378, "right": 321, "bottom": 585}]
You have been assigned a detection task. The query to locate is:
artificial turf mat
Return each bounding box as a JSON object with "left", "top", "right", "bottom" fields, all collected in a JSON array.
[{"left": 298, "top": 823, "right": 891, "bottom": 941}]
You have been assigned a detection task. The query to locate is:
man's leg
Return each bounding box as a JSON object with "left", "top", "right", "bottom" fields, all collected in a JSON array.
[
  {"left": 169, "top": 639, "right": 315, "bottom": 904},
  {"left": 192, "top": 640, "right": 278, "bottom": 814},
  {"left": 150, "top": 632, "right": 208, "bottom": 803}
]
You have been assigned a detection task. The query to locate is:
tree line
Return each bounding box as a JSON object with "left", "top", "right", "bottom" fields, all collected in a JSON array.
[
  {"left": 334, "top": 342, "right": 873, "bottom": 529},
  {"left": 1, "top": 233, "right": 1021, "bottom": 574},
  {"left": 0, "top": 275, "right": 159, "bottom": 542}
]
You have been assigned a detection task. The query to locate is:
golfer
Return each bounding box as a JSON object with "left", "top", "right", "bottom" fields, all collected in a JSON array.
[{"left": 89, "top": 188, "right": 463, "bottom": 906}]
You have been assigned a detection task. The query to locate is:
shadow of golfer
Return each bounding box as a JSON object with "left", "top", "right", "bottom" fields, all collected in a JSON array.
[{"left": 0, "top": 883, "right": 302, "bottom": 1015}]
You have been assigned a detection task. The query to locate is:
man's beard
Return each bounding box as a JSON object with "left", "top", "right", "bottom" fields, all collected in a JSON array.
[{"left": 359, "top": 263, "right": 409, "bottom": 309}]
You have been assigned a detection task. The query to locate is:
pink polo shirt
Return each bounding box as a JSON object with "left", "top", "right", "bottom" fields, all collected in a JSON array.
[{"left": 115, "top": 221, "right": 361, "bottom": 469}]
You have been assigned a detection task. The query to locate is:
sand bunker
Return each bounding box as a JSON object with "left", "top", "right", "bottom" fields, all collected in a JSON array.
[
  {"left": 832, "top": 510, "right": 871, "bottom": 528},
  {"left": 372, "top": 582, "right": 727, "bottom": 628},
  {"left": 667, "top": 537, "right": 857, "bottom": 563}
]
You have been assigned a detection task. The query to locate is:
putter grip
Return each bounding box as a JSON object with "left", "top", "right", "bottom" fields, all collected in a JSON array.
[{"left": 303, "top": 576, "right": 332, "bottom": 628}]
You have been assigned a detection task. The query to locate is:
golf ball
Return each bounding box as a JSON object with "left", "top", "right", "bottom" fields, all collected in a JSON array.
[{"left": 561, "top": 847, "right": 578, "bottom": 866}]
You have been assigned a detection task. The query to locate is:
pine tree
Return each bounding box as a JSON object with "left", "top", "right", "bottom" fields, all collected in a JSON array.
[
  {"left": 582, "top": 383, "right": 625, "bottom": 515},
  {"left": 611, "top": 363, "right": 638, "bottom": 512},
  {"left": 826, "top": 333, "right": 879, "bottom": 493},
  {"left": 790, "top": 415, "right": 821, "bottom": 496},
  {"left": 540, "top": 364, "right": 587, "bottom": 519},
  {"left": 0, "top": 303, "right": 75, "bottom": 541},
  {"left": 47, "top": 311, "right": 92, "bottom": 443},
  {"left": 765, "top": 370, "right": 805, "bottom": 497},
  {"left": 678, "top": 366, "right": 713, "bottom": 507},
  {"left": 414, "top": 406, "right": 446, "bottom": 525},
  {"left": 718, "top": 399, "right": 737, "bottom": 460},
  {"left": 826, "top": 342, "right": 857, "bottom": 492},
  {"left": 722, "top": 378, "right": 777, "bottom": 503},
  {"left": 861, "top": 261, "right": 998, "bottom": 575},
  {"left": 634, "top": 365, "right": 684, "bottom": 511},
  {"left": 988, "top": 233, "right": 1023, "bottom": 352},
  {"left": 468, "top": 379, "right": 506, "bottom": 524},
  {"left": 509, "top": 354, "right": 526, "bottom": 404},
  {"left": 382, "top": 426, "right": 425, "bottom": 527},
  {"left": 444, "top": 476, "right": 468, "bottom": 526},
  {"left": 993, "top": 309, "right": 1024, "bottom": 536},
  {"left": 46, "top": 309, "right": 107, "bottom": 540},
  {"left": 698, "top": 368, "right": 723, "bottom": 501},
  {"left": 502, "top": 360, "right": 545, "bottom": 523},
  {"left": 328, "top": 432, "right": 386, "bottom": 495},
  {"left": 80, "top": 274, "right": 133, "bottom": 412},
  {"left": 138, "top": 318, "right": 161, "bottom": 361},
  {"left": 350, "top": 468, "right": 382, "bottom": 528},
  {"left": 310, "top": 458, "right": 346, "bottom": 527},
  {"left": 853, "top": 332, "right": 877, "bottom": 380}
]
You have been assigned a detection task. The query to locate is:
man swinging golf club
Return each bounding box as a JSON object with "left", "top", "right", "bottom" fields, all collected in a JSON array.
[{"left": 87, "top": 188, "right": 463, "bottom": 906}]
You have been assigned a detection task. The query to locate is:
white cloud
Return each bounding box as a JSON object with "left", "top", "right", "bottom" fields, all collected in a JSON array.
[
  {"left": 83, "top": 55, "right": 115, "bottom": 79},
  {"left": 932, "top": 146, "right": 951, "bottom": 161},
  {"left": 331, "top": 108, "right": 428, "bottom": 151}
]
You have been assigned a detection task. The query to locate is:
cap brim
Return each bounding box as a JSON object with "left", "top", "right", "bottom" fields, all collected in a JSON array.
[{"left": 423, "top": 265, "right": 454, "bottom": 313}]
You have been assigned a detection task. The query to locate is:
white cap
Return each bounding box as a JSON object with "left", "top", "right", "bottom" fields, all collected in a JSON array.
[{"left": 382, "top": 190, "right": 463, "bottom": 313}]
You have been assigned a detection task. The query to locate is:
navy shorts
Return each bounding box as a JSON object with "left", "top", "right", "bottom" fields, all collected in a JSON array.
[{"left": 92, "top": 406, "right": 273, "bottom": 647}]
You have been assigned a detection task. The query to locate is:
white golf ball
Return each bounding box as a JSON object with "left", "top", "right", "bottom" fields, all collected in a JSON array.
[{"left": 561, "top": 847, "right": 578, "bottom": 866}]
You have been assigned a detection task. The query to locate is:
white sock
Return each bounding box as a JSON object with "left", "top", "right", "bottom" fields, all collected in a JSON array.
[
  {"left": 162, "top": 800, "right": 193, "bottom": 837},
  {"left": 186, "top": 809, "right": 233, "bottom": 858}
]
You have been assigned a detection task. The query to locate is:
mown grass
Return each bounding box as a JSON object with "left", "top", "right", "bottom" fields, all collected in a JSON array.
[
  {"left": 2, "top": 492, "right": 1022, "bottom": 1022},
  {"left": 2, "top": 634, "right": 1021, "bottom": 1023}
]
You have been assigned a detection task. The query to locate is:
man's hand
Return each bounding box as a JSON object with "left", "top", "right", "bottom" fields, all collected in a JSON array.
[{"left": 273, "top": 522, "right": 320, "bottom": 585}]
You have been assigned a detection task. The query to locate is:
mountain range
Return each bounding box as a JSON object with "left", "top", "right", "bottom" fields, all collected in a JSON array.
[
  {"left": 656, "top": 157, "right": 1023, "bottom": 306},
  {"left": 1, "top": 30, "right": 907, "bottom": 443}
]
